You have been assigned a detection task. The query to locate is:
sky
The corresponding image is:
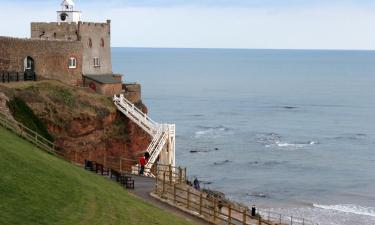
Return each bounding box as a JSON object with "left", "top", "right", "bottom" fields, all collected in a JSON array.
[{"left": 1, "top": 0, "right": 375, "bottom": 50}]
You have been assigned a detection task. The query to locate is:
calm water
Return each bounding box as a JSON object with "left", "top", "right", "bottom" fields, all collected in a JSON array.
[{"left": 112, "top": 48, "right": 375, "bottom": 225}]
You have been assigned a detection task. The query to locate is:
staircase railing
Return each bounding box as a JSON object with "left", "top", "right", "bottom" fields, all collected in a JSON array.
[
  {"left": 113, "top": 94, "right": 159, "bottom": 136},
  {"left": 113, "top": 94, "right": 176, "bottom": 176}
]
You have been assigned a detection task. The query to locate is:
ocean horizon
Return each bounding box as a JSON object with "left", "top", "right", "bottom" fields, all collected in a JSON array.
[{"left": 113, "top": 47, "right": 375, "bottom": 225}]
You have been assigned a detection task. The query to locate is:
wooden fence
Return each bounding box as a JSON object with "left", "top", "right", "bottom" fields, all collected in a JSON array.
[{"left": 0, "top": 111, "right": 62, "bottom": 157}]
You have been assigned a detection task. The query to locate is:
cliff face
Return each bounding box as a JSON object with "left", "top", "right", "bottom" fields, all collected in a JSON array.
[{"left": 0, "top": 81, "right": 150, "bottom": 163}]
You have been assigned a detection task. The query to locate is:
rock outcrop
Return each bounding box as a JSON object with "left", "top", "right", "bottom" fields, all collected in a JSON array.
[{"left": 0, "top": 80, "right": 150, "bottom": 163}]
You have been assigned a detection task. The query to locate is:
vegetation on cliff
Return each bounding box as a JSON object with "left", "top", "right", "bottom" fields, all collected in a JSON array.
[
  {"left": 0, "top": 127, "right": 195, "bottom": 225},
  {"left": 0, "top": 80, "right": 150, "bottom": 163},
  {"left": 7, "top": 97, "right": 53, "bottom": 141}
]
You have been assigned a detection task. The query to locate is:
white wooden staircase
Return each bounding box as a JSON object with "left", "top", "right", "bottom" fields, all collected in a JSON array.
[{"left": 113, "top": 94, "right": 175, "bottom": 176}]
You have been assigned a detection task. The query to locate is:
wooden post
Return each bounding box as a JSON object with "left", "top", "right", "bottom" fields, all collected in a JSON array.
[
  {"left": 199, "top": 193, "right": 203, "bottom": 215},
  {"left": 228, "top": 204, "right": 232, "bottom": 225},
  {"left": 169, "top": 164, "right": 172, "bottom": 185},
  {"left": 155, "top": 170, "right": 158, "bottom": 193},
  {"left": 184, "top": 167, "right": 187, "bottom": 182},
  {"left": 173, "top": 184, "right": 177, "bottom": 204},
  {"left": 187, "top": 188, "right": 190, "bottom": 209},
  {"left": 179, "top": 167, "right": 182, "bottom": 184},
  {"left": 162, "top": 172, "right": 166, "bottom": 194},
  {"left": 7, "top": 72, "right": 10, "bottom": 82},
  {"left": 213, "top": 198, "right": 217, "bottom": 222},
  {"left": 243, "top": 209, "right": 247, "bottom": 225}
]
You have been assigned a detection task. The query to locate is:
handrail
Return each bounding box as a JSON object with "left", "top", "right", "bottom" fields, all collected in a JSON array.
[
  {"left": 113, "top": 94, "right": 176, "bottom": 175},
  {"left": 0, "top": 111, "right": 61, "bottom": 157}
]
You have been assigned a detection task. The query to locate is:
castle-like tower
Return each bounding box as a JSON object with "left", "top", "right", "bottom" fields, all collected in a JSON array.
[
  {"left": 32, "top": 0, "right": 112, "bottom": 76},
  {"left": 1, "top": 0, "right": 125, "bottom": 96}
]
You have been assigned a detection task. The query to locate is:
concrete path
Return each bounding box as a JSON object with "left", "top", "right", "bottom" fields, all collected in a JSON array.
[{"left": 129, "top": 175, "right": 211, "bottom": 225}]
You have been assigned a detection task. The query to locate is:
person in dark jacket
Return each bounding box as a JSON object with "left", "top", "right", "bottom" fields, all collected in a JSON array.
[{"left": 193, "top": 177, "right": 200, "bottom": 190}]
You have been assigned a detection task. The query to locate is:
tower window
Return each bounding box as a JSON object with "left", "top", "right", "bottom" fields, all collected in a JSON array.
[
  {"left": 100, "top": 38, "right": 105, "bottom": 47},
  {"left": 88, "top": 38, "right": 92, "bottom": 48},
  {"left": 69, "top": 57, "right": 77, "bottom": 69},
  {"left": 93, "top": 57, "right": 100, "bottom": 68}
]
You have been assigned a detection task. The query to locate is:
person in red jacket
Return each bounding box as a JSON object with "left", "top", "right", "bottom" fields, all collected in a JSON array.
[{"left": 139, "top": 152, "right": 150, "bottom": 175}]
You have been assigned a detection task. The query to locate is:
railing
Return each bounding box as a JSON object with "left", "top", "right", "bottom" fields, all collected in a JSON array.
[
  {"left": 1, "top": 71, "right": 36, "bottom": 83},
  {"left": 113, "top": 94, "right": 159, "bottom": 136},
  {"left": 0, "top": 111, "right": 61, "bottom": 157},
  {"left": 258, "top": 210, "right": 317, "bottom": 225},
  {"left": 155, "top": 168, "right": 274, "bottom": 225},
  {"left": 113, "top": 94, "right": 176, "bottom": 171}
]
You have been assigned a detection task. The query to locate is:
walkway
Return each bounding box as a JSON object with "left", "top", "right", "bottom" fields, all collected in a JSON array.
[{"left": 129, "top": 175, "right": 211, "bottom": 225}]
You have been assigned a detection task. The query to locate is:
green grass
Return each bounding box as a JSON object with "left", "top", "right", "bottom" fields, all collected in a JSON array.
[{"left": 0, "top": 127, "right": 196, "bottom": 225}]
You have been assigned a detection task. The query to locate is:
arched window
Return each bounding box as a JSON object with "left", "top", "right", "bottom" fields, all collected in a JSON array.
[
  {"left": 88, "top": 38, "right": 92, "bottom": 48},
  {"left": 100, "top": 38, "right": 105, "bottom": 47},
  {"left": 69, "top": 57, "right": 77, "bottom": 69}
]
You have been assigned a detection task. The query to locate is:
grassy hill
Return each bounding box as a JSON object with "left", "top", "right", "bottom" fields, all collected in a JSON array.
[{"left": 0, "top": 127, "right": 196, "bottom": 225}]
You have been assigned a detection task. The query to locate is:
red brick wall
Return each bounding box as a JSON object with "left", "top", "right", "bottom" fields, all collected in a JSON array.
[{"left": 0, "top": 36, "right": 83, "bottom": 86}]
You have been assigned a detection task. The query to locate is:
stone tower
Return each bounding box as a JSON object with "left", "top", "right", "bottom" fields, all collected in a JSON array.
[{"left": 57, "top": 0, "right": 82, "bottom": 23}]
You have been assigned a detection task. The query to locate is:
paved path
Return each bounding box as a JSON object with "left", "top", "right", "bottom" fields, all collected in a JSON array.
[{"left": 129, "top": 175, "right": 210, "bottom": 225}]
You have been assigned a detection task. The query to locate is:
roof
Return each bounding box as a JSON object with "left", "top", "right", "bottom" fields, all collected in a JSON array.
[{"left": 83, "top": 74, "right": 122, "bottom": 84}]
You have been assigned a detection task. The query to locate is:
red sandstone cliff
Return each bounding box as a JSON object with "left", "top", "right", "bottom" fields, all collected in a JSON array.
[{"left": 0, "top": 80, "right": 150, "bottom": 163}]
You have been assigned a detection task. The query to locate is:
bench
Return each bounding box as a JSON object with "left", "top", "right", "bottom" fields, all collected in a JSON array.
[
  {"left": 110, "top": 169, "right": 121, "bottom": 182},
  {"left": 84, "top": 160, "right": 95, "bottom": 171},
  {"left": 120, "top": 174, "right": 135, "bottom": 189},
  {"left": 95, "top": 163, "right": 109, "bottom": 176}
]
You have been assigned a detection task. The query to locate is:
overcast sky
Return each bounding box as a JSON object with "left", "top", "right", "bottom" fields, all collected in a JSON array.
[{"left": 1, "top": 0, "right": 375, "bottom": 50}]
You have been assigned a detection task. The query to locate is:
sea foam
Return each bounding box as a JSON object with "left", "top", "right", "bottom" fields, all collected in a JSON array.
[{"left": 313, "top": 204, "right": 375, "bottom": 217}]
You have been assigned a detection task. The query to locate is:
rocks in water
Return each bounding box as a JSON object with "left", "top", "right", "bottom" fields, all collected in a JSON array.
[
  {"left": 189, "top": 147, "right": 220, "bottom": 154},
  {"left": 213, "top": 160, "right": 231, "bottom": 166}
]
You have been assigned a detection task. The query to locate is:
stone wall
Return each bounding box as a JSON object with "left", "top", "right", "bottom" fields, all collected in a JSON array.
[
  {"left": 122, "top": 83, "right": 142, "bottom": 103},
  {"left": 0, "top": 36, "right": 83, "bottom": 86},
  {"left": 82, "top": 77, "right": 122, "bottom": 96},
  {"left": 79, "top": 21, "right": 112, "bottom": 75},
  {"left": 31, "top": 22, "right": 79, "bottom": 41}
]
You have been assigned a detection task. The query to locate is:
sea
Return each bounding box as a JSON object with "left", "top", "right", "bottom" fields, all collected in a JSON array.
[{"left": 112, "top": 48, "right": 375, "bottom": 225}]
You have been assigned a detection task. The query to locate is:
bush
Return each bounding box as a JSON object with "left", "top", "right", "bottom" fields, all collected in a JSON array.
[{"left": 7, "top": 97, "right": 53, "bottom": 142}]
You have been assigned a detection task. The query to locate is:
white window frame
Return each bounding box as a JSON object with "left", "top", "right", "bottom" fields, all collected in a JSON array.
[
  {"left": 68, "top": 57, "right": 77, "bottom": 69},
  {"left": 93, "top": 57, "right": 100, "bottom": 68}
]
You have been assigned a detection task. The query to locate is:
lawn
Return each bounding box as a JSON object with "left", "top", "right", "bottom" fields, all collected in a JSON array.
[{"left": 0, "top": 127, "right": 196, "bottom": 225}]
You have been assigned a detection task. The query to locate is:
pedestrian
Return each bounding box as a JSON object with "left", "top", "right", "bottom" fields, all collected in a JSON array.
[
  {"left": 193, "top": 177, "right": 200, "bottom": 190},
  {"left": 139, "top": 152, "right": 150, "bottom": 175}
]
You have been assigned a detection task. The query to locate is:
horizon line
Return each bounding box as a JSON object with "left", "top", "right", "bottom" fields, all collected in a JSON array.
[{"left": 112, "top": 46, "right": 375, "bottom": 52}]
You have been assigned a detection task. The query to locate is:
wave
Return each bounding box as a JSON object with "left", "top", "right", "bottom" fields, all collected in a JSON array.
[
  {"left": 195, "top": 125, "right": 231, "bottom": 138},
  {"left": 313, "top": 204, "right": 375, "bottom": 217},
  {"left": 256, "top": 132, "right": 319, "bottom": 149},
  {"left": 267, "top": 141, "right": 318, "bottom": 148}
]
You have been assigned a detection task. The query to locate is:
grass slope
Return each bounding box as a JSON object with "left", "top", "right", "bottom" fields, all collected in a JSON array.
[{"left": 0, "top": 127, "right": 196, "bottom": 225}]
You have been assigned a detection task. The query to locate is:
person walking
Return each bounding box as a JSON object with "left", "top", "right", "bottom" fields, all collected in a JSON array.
[
  {"left": 193, "top": 177, "right": 200, "bottom": 190},
  {"left": 139, "top": 152, "right": 150, "bottom": 175}
]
